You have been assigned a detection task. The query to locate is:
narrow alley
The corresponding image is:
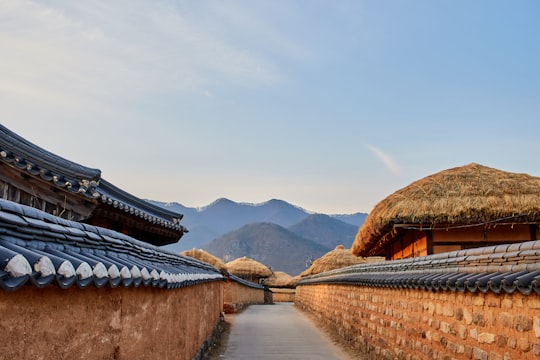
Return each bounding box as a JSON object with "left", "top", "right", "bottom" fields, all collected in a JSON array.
[{"left": 217, "top": 303, "right": 356, "bottom": 360}]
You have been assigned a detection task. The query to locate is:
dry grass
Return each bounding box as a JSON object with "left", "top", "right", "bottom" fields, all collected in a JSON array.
[
  {"left": 352, "top": 163, "right": 540, "bottom": 256},
  {"left": 262, "top": 271, "right": 294, "bottom": 287},
  {"left": 226, "top": 256, "right": 273, "bottom": 278},
  {"left": 300, "top": 245, "right": 372, "bottom": 276},
  {"left": 181, "top": 248, "right": 228, "bottom": 273}
]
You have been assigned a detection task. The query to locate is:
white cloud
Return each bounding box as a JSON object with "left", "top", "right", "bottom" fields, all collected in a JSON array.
[
  {"left": 366, "top": 144, "right": 402, "bottom": 175},
  {"left": 0, "top": 0, "right": 292, "bottom": 117}
]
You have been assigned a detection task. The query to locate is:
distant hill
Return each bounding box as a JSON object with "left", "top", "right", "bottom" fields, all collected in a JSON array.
[
  {"left": 332, "top": 213, "right": 368, "bottom": 227},
  {"left": 202, "top": 222, "right": 330, "bottom": 275},
  {"left": 148, "top": 198, "right": 367, "bottom": 253},
  {"left": 287, "top": 213, "right": 359, "bottom": 249}
]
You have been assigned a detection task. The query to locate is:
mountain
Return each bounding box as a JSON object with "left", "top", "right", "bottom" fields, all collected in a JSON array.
[
  {"left": 149, "top": 198, "right": 367, "bottom": 253},
  {"left": 287, "top": 213, "right": 359, "bottom": 249},
  {"left": 202, "top": 222, "right": 330, "bottom": 275},
  {"left": 332, "top": 213, "right": 368, "bottom": 227}
]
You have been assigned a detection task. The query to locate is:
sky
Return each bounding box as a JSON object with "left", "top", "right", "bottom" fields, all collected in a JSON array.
[{"left": 1, "top": 0, "right": 539, "bottom": 214}]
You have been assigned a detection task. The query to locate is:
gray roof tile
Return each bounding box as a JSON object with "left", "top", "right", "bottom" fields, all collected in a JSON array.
[
  {"left": 298, "top": 239, "right": 540, "bottom": 295},
  {"left": 0, "top": 199, "right": 223, "bottom": 292}
]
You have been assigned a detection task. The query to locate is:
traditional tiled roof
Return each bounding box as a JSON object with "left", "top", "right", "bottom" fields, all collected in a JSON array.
[
  {"left": 298, "top": 241, "right": 540, "bottom": 295},
  {"left": 0, "top": 199, "right": 222, "bottom": 292},
  {"left": 0, "top": 124, "right": 101, "bottom": 198},
  {"left": 0, "top": 124, "right": 186, "bottom": 239},
  {"left": 97, "top": 179, "right": 186, "bottom": 233}
]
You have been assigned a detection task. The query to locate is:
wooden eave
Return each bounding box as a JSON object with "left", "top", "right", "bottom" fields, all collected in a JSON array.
[
  {"left": 361, "top": 221, "right": 540, "bottom": 257},
  {"left": 0, "top": 124, "right": 187, "bottom": 245}
]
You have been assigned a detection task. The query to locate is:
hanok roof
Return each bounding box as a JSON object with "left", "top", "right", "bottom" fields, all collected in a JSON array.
[
  {"left": 299, "top": 241, "right": 540, "bottom": 295},
  {"left": 351, "top": 163, "right": 540, "bottom": 256},
  {"left": 0, "top": 198, "right": 221, "bottom": 292},
  {"left": 0, "top": 124, "right": 101, "bottom": 198},
  {"left": 94, "top": 178, "right": 187, "bottom": 244},
  {"left": 0, "top": 124, "right": 187, "bottom": 245}
]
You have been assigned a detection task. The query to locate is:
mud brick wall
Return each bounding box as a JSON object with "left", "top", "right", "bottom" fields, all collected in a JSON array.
[
  {"left": 0, "top": 281, "right": 223, "bottom": 360},
  {"left": 223, "top": 280, "right": 266, "bottom": 313},
  {"left": 270, "top": 288, "right": 295, "bottom": 302},
  {"left": 296, "top": 284, "right": 540, "bottom": 359}
]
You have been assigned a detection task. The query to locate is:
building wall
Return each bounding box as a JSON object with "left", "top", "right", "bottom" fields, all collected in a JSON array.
[
  {"left": 223, "top": 280, "right": 266, "bottom": 313},
  {"left": 388, "top": 225, "right": 536, "bottom": 260},
  {"left": 0, "top": 282, "right": 223, "bottom": 360},
  {"left": 390, "top": 230, "right": 428, "bottom": 260},
  {"left": 296, "top": 284, "right": 540, "bottom": 360},
  {"left": 433, "top": 224, "right": 533, "bottom": 244}
]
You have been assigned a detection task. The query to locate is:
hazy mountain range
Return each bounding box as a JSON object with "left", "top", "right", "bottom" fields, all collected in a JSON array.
[{"left": 150, "top": 198, "right": 367, "bottom": 275}]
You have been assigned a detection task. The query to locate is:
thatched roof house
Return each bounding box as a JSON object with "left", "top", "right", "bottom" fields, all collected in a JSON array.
[
  {"left": 226, "top": 256, "right": 272, "bottom": 284},
  {"left": 351, "top": 163, "right": 540, "bottom": 259},
  {"left": 182, "top": 248, "right": 228, "bottom": 273},
  {"left": 301, "top": 245, "right": 383, "bottom": 277},
  {"left": 261, "top": 271, "right": 294, "bottom": 287}
]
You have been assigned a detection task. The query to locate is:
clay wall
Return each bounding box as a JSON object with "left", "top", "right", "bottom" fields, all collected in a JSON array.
[
  {"left": 223, "top": 280, "right": 266, "bottom": 313},
  {"left": 271, "top": 288, "right": 295, "bottom": 302},
  {"left": 296, "top": 284, "right": 540, "bottom": 359},
  {"left": 0, "top": 281, "right": 223, "bottom": 360}
]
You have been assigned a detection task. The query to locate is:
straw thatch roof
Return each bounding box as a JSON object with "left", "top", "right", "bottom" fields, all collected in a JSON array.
[
  {"left": 226, "top": 256, "right": 273, "bottom": 278},
  {"left": 301, "top": 245, "right": 372, "bottom": 276},
  {"left": 351, "top": 163, "right": 540, "bottom": 256},
  {"left": 262, "top": 271, "right": 294, "bottom": 287},
  {"left": 181, "top": 248, "right": 228, "bottom": 273}
]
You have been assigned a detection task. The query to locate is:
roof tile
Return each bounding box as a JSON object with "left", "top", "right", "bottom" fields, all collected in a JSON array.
[{"left": 0, "top": 199, "right": 223, "bottom": 292}]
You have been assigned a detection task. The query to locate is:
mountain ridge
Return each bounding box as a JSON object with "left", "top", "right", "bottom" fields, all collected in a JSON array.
[
  {"left": 202, "top": 222, "right": 331, "bottom": 275},
  {"left": 149, "top": 198, "right": 367, "bottom": 254}
]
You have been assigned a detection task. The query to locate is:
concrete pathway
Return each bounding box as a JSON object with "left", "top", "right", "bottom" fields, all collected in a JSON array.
[{"left": 222, "top": 303, "right": 352, "bottom": 360}]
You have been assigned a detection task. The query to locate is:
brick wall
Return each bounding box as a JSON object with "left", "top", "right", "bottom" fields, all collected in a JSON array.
[
  {"left": 0, "top": 281, "right": 223, "bottom": 360},
  {"left": 296, "top": 284, "right": 540, "bottom": 359}
]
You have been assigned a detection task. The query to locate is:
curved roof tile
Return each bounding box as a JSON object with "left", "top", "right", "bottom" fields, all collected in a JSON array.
[
  {"left": 0, "top": 199, "right": 222, "bottom": 292},
  {"left": 96, "top": 179, "right": 186, "bottom": 232},
  {"left": 0, "top": 124, "right": 101, "bottom": 198},
  {"left": 0, "top": 125, "right": 186, "bottom": 238},
  {"left": 228, "top": 274, "right": 266, "bottom": 290},
  {"left": 298, "top": 241, "right": 540, "bottom": 295}
]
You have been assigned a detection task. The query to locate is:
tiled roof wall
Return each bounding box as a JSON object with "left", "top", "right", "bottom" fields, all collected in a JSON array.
[
  {"left": 228, "top": 274, "right": 266, "bottom": 290},
  {"left": 298, "top": 241, "right": 540, "bottom": 295},
  {"left": 0, "top": 199, "right": 223, "bottom": 292}
]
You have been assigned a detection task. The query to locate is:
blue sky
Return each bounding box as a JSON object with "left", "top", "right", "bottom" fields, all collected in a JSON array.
[{"left": 1, "top": 1, "right": 539, "bottom": 214}]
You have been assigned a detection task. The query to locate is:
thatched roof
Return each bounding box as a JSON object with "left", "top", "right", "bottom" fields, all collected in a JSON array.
[
  {"left": 351, "top": 163, "right": 540, "bottom": 256},
  {"left": 262, "top": 271, "right": 294, "bottom": 287},
  {"left": 301, "top": 245, "right": 373, "bottom": 276},
  {"left": 181, "top": 248, "right": 228, "bottom": 273},
  {"left": 226, "top": 256, "right": 273, "bottom": 278}
]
